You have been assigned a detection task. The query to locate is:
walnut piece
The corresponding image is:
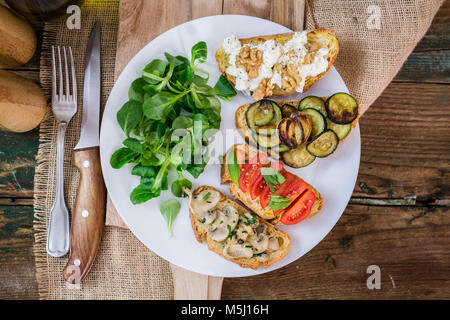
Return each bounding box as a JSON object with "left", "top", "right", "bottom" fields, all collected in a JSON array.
[
  {"left": 236, "top": 46, "right": 263, "bottom": 79},
  {"left": 252, "top": 78, "right": 273, "bottom": 101}
]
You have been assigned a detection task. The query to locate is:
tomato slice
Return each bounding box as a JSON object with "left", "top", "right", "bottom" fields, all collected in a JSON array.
[
  {"left": 280, "top": 189, "right": 316, "bottom": 225},
  {"left": 280, "top": 179, "right": 309, "bottom": 201},
  {"left": 260, "top": 170, "right": 297, "bottom": 209},
  {"left": 250, "top": 161, "right": 284, "bottom": 200},
  {"left": 234, "top": 146, "right": 246, "bottom": 169},
  {"left": 273, "top": 179, "right": 309, "bottom": 215},
  {"left": 250, "top": 175, "right": 265, "bottom": 200},
  {"left": 238, "top": 153, "right": 269, "bottom": 193}
]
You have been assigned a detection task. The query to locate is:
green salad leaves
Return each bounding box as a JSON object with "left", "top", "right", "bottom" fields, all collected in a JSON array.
[{"left": 110, "top": 41, "right": 236, "bottom": 205}]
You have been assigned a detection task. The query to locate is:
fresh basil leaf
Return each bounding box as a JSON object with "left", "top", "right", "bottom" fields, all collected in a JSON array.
[
  {"left": 143, "top": 92, "right": 179, "bottom": 120},
  {"left": 123, "top": 137, "right": 143, "bottom": 153},
  {"left": 128, "top": 78, "right": 146, "bottom": 103},
  {"left": 268, "top": 194, "right": 291, "bottom": 211},
  {"left": 117, "top": 100, "right": 143, "bottom": 136},
  {"left": 212, "top": 75, "right": 237, "bottom": 100},
  {"left": 140, "top": 176, "right": 155, "bottom": 186},
  {"left": 140, "top": 153, "right": 163, "bottom": 166},
  {"left": 130, "top": 183, "right": 158, "bottom": 204},
  {"left": 142, "top": 59, "right": 167, "bottom": 83},
  {"left": 142, "top": 84, "right": 158, "bottom": 96},
  {"left": 227, "top": 147, "right": 240, "bottom": 185},
  {"left": 191, "top": 91, "right": 210, "bottom": 109},
  {"left": 172, "top": 56, "right": 194, "bottom": 86},
  {"left": 184, "top": 163, "right": 206, "bottom": 179},
  {"left": 160, "top": 199, "right": 181, "bottom": 237},
  {"left": 260, "top": 167, "right": 285, "bottom": 192},
  {"left": 172, "top": 115, "right": 193, "bottom": 130},
  {"left": 131, "top": 164, "right": 157, "bottom": 178},
  {"left": 161, "top": 173, "right": 168, "bottom": 191},
  {"left": 191, "top": 41, "right": 207, "bottom": 64},
  {"left": 110, "top": 147, "right": 138, "bottom": 169},
  {"left": 164, "top": 52, "right": 183, "bottom": 67},
  {"left": 191, "top": 74, "right": 208, "bottom": 87},
  {"left": 171, "top": 178, "right": 192, "bottom": 197}
]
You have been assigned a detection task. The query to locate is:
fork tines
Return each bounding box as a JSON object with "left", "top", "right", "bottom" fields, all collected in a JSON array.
[{"left": 51, "top": 46, "right": 77, "bottom": 105}]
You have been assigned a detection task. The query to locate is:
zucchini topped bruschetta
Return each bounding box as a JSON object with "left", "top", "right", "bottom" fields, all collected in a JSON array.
[
  {"left": 235, "top": 93, "right": 359, "bottom": 168},
  {"left": 215, "top": 29, "right": 339, "bottom": 101},
  {"left": 221, "top": 144, "right": 323, "bottom": 225},
  {"left": 186, "top": 186, "right": 290, "bottom": 269}
]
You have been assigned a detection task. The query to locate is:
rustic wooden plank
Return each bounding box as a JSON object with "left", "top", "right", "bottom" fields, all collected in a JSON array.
[
  {"left": 0, "top": 205, "right": 39, "bottom": 300},
  {"left": 413, "top": 0, "right": 450, "bottom": 52},
  {"left": 394, "top": 49, "right": 450, "bottom": 83},
  {"left": 0, "top": 129, "right": 39, "bottom": 198},
  {"left": 223, "top": 0, "right": 304, "bottom": 30},
  {"left": 354, "top": 82, "right": 450, "bottom": 201},
  {"left": 222, "top": 204, "right": 450, "bottom": 299},
  {"left": 115, "top": 0, "right": 223, "bottom": 79}
]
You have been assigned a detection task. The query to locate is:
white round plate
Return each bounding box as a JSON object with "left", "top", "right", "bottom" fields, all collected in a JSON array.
[{"left": 100, "top": 15, "right": 360, "bottom": 277}]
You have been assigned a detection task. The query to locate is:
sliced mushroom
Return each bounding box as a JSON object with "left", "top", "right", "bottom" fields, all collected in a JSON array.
[
  {"left": 208, "top": 225, "right": 229, "bottom": 242},
  {"left": 254, "top": 252, "right": 270, "bottom": 262},
  {"left": 223, "top": 244, "right": 254, "bottom": 259},
  {"left": 241, "top": 212, "right": 259, "bottom": 228},
  {"left": 192, "top": 189, "right": 221, "bottom": 215},
  {"left": 203, "top": 210, "right": 217, "bottom": 225},
  {"left": 235, "top": 220, "right": 254, "bottom": 242},
  {"left": 248, "top": 233, "right": 269, "bottom": 254},
  {"left": 268, "top": 236, "right": 280, "bottom": 251},
  {"left": 255, "top": 223, "right": 267, "bottom": 235},
  {"left": 208, "top": 206, "right": 239, "bottom": 242}
]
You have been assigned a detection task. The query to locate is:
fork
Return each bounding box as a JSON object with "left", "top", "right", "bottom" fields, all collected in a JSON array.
[{"left": 46, "top": 46, "right": 77, "bottom": 258}]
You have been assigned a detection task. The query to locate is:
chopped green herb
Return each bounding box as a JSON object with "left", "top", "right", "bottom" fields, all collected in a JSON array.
[
  {"left": 203, "top": 191, "right": 211, "bottom": 200},
  {"left": 227, "top": 225, "right": 236, "bottom": 240}
]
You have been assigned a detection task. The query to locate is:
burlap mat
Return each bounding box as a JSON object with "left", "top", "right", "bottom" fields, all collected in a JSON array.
[
  {"left": 33, "top": 0, "right": 173, "bottom": 299},
  {"left": 33, "top": 0, "right": 443, "bottom": 299},
  {"left": 305, "top": 0, "right": 444, "bottom": 114}
]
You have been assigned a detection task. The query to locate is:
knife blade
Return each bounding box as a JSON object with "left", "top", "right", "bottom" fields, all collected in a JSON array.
[{"left": 62, "top": 21, "right": 106, "bottom": 285}]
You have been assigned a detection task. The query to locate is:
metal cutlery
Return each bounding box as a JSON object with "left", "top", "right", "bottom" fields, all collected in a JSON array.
[
  {"left": 62, "top": 22, "right": 106, "bottom": 284},
  {"left": 46, "top": 45, "right": 77, "bottom": 258}
]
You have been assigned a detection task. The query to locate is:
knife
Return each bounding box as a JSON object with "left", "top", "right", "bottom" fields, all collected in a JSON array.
[{"left": 62, "top": 21, "right": 106, "bottom": 284}]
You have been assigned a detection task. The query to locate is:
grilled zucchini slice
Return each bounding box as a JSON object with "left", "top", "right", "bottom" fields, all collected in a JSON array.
[
  {"left": 326, "top": 118, "right": 352, "bottom": 140},
  {"left": 301, "top": 108, "right": 326, "bottom": 139},
  {"left": 325, "top": 93, "right": 358, "bottom": 124},
  {"left": 306, "top": 130, "right": 338, "bottom": 157},
  {"left": 246, "top": 100, "right": 282, "bottom": 136},
  {"left": 299, "top": 96, "right": 327, "bottom": 116},
  {"left": 281, "top": 104, "right": 298, "bottom": 118},
  {"left": 253, "top": 131, "right": 280, "bottom": 149},
  {"left": 282, "top": 144, "right": 316, "bottom": 168},
  {"left": 271, "top": 143, "right": 291, "bottom": 154}
]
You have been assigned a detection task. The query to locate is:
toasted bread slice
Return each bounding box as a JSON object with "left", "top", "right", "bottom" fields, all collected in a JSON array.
[
  {"left": 235, "top": 98, "right": 359, "bottom": 162},
  {"left": 187, "top": 186, "right": 290, "bottom": 269},
  {"left": 215, "top": 29, "right": 339, "bottom": 100},
  {"left": 221, "top": 144, "right": 323, "bottom": 224}
]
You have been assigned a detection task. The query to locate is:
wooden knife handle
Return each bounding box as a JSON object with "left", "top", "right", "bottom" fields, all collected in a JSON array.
[{"left": 63, "top": 146, "right": 106, "bottom": 284}]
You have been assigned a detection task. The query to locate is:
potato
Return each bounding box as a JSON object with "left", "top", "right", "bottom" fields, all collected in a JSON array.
[
  {"left": 0, "top": 5, "right": 37, "bottom": 68},
  {"left": 0, "top": 70, "right": 47, "bottom": 132}
]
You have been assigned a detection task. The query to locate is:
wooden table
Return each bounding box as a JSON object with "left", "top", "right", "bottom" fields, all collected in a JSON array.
[{"left": 1, "top": 1, "right": 449, "bottom": 300}]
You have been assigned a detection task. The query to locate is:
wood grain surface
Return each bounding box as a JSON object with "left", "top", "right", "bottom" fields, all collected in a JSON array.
[{"left": 0, "top": 0, "right": 449, "bottom": 299}]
